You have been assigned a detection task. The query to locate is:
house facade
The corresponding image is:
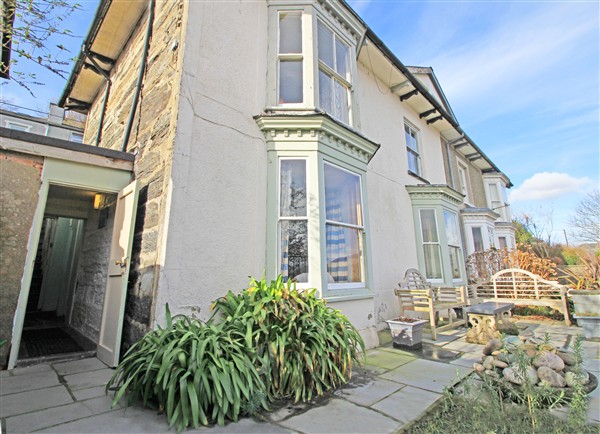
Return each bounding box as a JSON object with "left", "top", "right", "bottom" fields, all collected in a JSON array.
[
  {"left": 2, "top": 0, "right": 515, "bottom": 369},
  {"left": 0, "top": 103, "right": 85, "bottom": 142}
]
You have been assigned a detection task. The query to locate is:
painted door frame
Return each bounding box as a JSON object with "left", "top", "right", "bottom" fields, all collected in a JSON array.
[{"left": 8, "top": 158, "right": 133, "bottom": 369}]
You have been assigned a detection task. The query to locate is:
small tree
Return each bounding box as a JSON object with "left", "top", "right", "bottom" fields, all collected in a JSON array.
[
  {"left": 1, "top": 0, "right": 80, "bottom": 94},
  {"left": 568, "top": 190, "right": 600, "bottom": 244}
]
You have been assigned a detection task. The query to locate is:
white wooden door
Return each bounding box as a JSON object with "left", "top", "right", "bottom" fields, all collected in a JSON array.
[{"left": 97, "top": 181, "right": 139, "bottom": 367}]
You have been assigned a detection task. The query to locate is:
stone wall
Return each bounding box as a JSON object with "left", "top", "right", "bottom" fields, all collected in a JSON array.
[
  {"left": 0, "top": 151, "right": 43, "bottom": 367},
  {"left": 70, "top": 201, "right": 115, "bottom": 342},
  {"left": 82, "top": 0, "right": 186, "bottom": 352}
]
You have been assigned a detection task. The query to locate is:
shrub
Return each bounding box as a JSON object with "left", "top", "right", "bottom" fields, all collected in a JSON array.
[
  {"left": 562, "top": 250, "right": 600, "bottom": 290},
  {"left": 106, "top": 306, "right": 268, "bottom": 431},
  {"left": 212, "top": 276, "right": 365, "bottom": 402}
]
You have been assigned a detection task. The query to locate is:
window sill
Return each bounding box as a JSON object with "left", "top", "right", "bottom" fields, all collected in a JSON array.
[
  {"left": 407, "top": 170, "right": 430, "bottom": 184},
  {"left": 324, "top": 290, "right": 374, "bottom": 303}
]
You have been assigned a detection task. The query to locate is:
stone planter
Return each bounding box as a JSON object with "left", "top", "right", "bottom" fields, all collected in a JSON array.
[
  {"left": 570, "top": 290, "right": 600, "bottom": 339},
  {"left": 386, "top": 317, "right": 428, "bottom": 350}
]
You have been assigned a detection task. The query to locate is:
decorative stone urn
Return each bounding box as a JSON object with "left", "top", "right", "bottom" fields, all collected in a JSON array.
[
  {"left": 570, "top": 290, "right": 600, "bottom": 339},
  {"left": 386, "top": 317, "right": 428, "bottom": 350}
]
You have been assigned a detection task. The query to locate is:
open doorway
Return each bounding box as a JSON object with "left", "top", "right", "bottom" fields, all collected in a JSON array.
[{"left": 18, "top": 185, "right": 117, "bottom": 365}]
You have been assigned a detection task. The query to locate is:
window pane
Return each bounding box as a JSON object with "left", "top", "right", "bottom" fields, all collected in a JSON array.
[
  {"left": 334, "top": 79, "right": 349, "bottom": 124},
  {"left": 317, "top": 21, "right": 334, "bottom": 69},
  {"left": 326, "top": 224, "right": 362, "bottom": 283},
  {"left": 335, "top": 38, "right": 350, "bottom": 77},
  {"left": 420, "top": 209, "right": 438, "bottom": 242},
  {"left": 423, "top": 244, "right": 443, "bottom": 279},
  {"left": 488, "top": 227, "right": 495, "bottom": 247},
  {"left": 499, "top": 237, "right": 507, "bottom": 249},
  {"left": 407, "top": 150, "right": 419, "bottom": 174},
  {"left": 449, "top": 246, "right": 461, "bottom": 279},
  {"left": 324, "top": 164, "right": 362, "bottom": 226},
  {"left": 405, "top": 125, "right": 418, "bottom": 152},
  {"left": 472, "top": 227, "right": 484, "bottom": 252},
  {"left": 279, "top": 60, "right": 303, "bottom": 103},
  {"left": 280, "top": 220, "right": 308, "bottom": 281},
  {"left": 279, "top": 12, "right": 302, "bottom": 54},
  {"left": 444, "top": 211, "right": 460, "bottom": 246},
  {"left": 280, "top": 160, "right": 307, "bottom": 217},
  {"left": 319, "top": 69, "right": 333, "bottom": 114}
]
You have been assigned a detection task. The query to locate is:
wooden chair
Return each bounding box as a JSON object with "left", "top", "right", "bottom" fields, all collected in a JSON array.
[{"left": 394, "top": 268, "right": 466, "bottom": 340}]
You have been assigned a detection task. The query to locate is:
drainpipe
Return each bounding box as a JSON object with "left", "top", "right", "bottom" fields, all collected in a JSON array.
[
  {"left": 82, "top": 45, "right": 111, "bottom": 146},
  {"left": 121, "top": 0, "right": 155, "bottom": 152}
]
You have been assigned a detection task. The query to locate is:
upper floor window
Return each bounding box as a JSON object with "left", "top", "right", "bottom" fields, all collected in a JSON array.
[
  {"left": 278, "top": 11, "right": 303, "bottom": 104},
  {"left": 5, "top": 121, "right": 31, "bottom": 132},
  {"left": 317, "top": 21, "right": 351, "bottom": 125},
  {"left": 457, "top": 161, "right": 471, "bottom": 204},
  {"left": 70, "top": 132, "right": 84, "bottom": 143},
  {"left": 405, "top": 123, "right": 421, "bottom": 175}
]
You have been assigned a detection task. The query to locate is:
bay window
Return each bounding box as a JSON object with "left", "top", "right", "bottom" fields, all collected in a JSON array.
[
  {"left": 419, "top": 209, "right": 442, "bottom": 280},
  {"left": 444, "top": 211, "right": 463, "bottom": 280},
  {"left": 278, "top": 11, "right": 303, "bottom": 104},
  {"left": 325, "top": 163, "right": 364, "bottom": 285}
]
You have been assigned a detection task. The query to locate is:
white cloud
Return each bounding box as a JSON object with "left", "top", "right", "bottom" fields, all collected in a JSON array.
[{"left": 509, "top": 172, "right": 593, "bottom": 202}]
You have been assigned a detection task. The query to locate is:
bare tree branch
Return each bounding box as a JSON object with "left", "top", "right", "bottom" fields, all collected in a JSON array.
[{"left": 568, "top": 189, "right": 600, "bottom": 244}]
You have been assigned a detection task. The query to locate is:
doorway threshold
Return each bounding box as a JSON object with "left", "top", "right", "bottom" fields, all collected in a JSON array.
[{"left": 16, "top": 350, "right": 97, "bottom": 368}]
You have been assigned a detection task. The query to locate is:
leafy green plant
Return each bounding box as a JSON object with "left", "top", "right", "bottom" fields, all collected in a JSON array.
[
  {"left": 106, "top": 305, "right": 268, "bottom": 432},
  {"left": 212, "top": 275, "right": 365, "bottom": 403}
]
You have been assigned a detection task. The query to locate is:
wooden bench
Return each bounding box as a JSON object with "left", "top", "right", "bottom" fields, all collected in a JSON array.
[
  {"left": 394, "top": 269, "right": 466, "bottom": 340},
  {"left": 471, "top": 268, "right": 571, "bottom": 326}
]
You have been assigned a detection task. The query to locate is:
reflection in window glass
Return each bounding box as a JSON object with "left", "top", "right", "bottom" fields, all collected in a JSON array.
[
  {"left": 335, "top": 39, "right": 349, "bottom": 78},
  {"left": 280, "top": 160, "right": 307, "bottom": 217},
  {"left": 324, "top": 164, "right": 363, "bottom": 284},
  {"left": 279, "top": 60, "right": 303, "bottom": 103},
  {"left": 420, "top": 209, "right": 438, "bottom": 242},
  {"left": 444, "top": 211, "right": 462, "bottom": 279},
  {"left": 319, "top": 70, "right": 333, "bottom": 114},
  {"left": 420, "top": 209, "right": 442, "bottom": 279},
  {"left": 317, "top": 21, "right": 334, "bottom": 69},
  {"left": 405, "top": 124, "right": 420, "bottom": 175},
  {"left": 334, "top": 80, "right": 349, "bottom": 124},
  {"left": 472, "top": 227, "right": 484, "bottom": 252},
  {"left": 499, "top": 237, "right": 507, "bottom": 249},
  {"left": 280, "top": 220, "right": 308, "bottom": 281},
  {"left": 279, "top": 12, "right": 302, "bottom": 54}
]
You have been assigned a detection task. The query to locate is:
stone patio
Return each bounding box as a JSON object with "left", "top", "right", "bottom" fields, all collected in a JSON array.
[{"left": 1, "top": 319, "right": 598, "bottom": 433}]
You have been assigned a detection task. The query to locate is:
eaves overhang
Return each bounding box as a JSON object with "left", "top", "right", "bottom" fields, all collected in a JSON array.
[{"left": 59, "top": 0, "right": 147, "bottom": 112}]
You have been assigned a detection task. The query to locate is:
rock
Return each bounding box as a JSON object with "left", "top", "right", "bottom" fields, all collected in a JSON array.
[
  {"left": 538, "top": 366, "right": 566, "bottom": 388},
  {"left": 556, "top": 350, "right": 577, "bottom": 366},
  {"left": 565, "top": 370, "right": 590, "bottom": 387},
  {"left": 483, "top": 356, "right": 495, "bottom": 370},
  {"left": 503, "top": 366, "right": 538, "bottom": 385},
  {"left": 521, "top": 343, "right": 538, "bottom": 358},
  {"left": 504, "top": 336, "right": 522, "bottom": 352},
  {"left": 485, "top": 369, "right": 500, "bottom": 379},
  {"left": 493, "top": 359, "right": 508, "bottom": 369},
  {"left": 496, "top": 353, "right": 515, "bottom": 364},
  {"left": 519, "top": 330, "right": 534, "bottom": 340},
  {"left": 483, "top": 339, "right": 503, "bottom": 355},
  {"left": 473, "top": 363, "right": 485, "bottom": 373},
  {"left": 492, "top": 350, "right": 503, "bottom": 356},
  {"left": 532, "top": 350, "right": 565, "bottom": 371}
]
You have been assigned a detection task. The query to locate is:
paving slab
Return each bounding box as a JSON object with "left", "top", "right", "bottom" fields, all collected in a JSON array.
[
  {"left": 5, "top": 401, "right": 94, "bottom": 433},
  {"left": 0, "top": 370, "right": 60, "bottom": 395},
  {"left": 365, "top": 348, "right": 415, "bottom": 371},
  {"left": 442, "top": 339, "right": 484, "bottom": 354},
  {"left": 278, "top": 398, "right": 401, "bottom": 433},
  {"left": 63, "top": 368, "right": 114, "bottom": 391},
  {"left": 10, "top": 364, "right": 54, "bottom": 377},
  {"left": 53, "top": 358, "right": 109, "bottom": 376},
  {"left": 72, "top": 385, "right": 108, "bottom": 401},
  {"left": 371, "top": 385, "right": 440, "bottom": 424},
  {"left": 1, "top": 385, "right": 73, "bottom": 417},
  {"left": 80, "top": 394, "right": 126, "bottom": 414},
  {"left": 380, "top": 359, "right": 471, "bottom": 393},
  {"left": 449, "top": 351, "right": 482, "bottom": 369},
  {"left": 337, "top": 378, "right": 405, "bottom": 407}
]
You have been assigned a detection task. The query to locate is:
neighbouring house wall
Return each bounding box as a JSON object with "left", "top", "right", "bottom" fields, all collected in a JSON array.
[
  {"left": 0, "top": 151, "right": 43, "bottom": 367},
  {"left": 83, "top": 0, "right": 187, "bottom": 351},
  {"left": 70, "top": 203, "right": 115, "bottom": 342},
  {"left": 155, "top": 0, "right": 269, "bottom": 323},
  {"left": 447, "top": 145, "right": 487, "bottom": 208}
]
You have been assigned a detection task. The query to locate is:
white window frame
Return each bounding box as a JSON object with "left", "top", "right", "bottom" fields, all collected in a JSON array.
[
  {"left": 316, "top": 19, "right": 353, "bottom": 125},
  {"left": 405, "top": 122, "right": 421, "bottom": 176},
  {"left": 443, "top": 210, "right": 463, "bottom": 282},
  {"left": 324, "top": 161, "right": 365, "bottom": 290},
  {"left": 5, "top": 120, "right": 31, "bottom": 132},
  {"left": 471, "top": 226, "right": 485, "bottom": 252},
  {"left": 457, "top": 160, "right": 472, "bottom": 205},
  {"left": 277, "top": 157, "right": 310, "bottom": 288},
  {"left": 277, "top": 10, "right": 305, "bottom": 107}
]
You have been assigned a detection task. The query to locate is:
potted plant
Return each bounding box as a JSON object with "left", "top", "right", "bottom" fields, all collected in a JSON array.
[
  {"left": 386, "top": 316, "right": 428, "bottom": 350},
  {"left": 565, "top": 250, "right": 600, "bottom": 338}
]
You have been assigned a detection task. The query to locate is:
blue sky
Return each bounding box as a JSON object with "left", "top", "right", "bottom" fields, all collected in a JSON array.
[{"left": 1, "top": 0, "right": 598, "bottom": 243}]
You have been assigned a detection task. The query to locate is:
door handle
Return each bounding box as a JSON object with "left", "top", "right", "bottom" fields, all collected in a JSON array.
[{"left": 115, "top": 257, "right": 128, "bottom": 268}]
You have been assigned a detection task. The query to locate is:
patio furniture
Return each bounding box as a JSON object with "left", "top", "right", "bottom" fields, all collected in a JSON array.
[
  {"left": 470, "top": 268, "right": 571, "bottom": 326},
  {"left": 394, "top": 268, "right": 466, "bottom": 340},
  {"left": 465, "top": 301, "right": 514, "bottom": 344}
]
